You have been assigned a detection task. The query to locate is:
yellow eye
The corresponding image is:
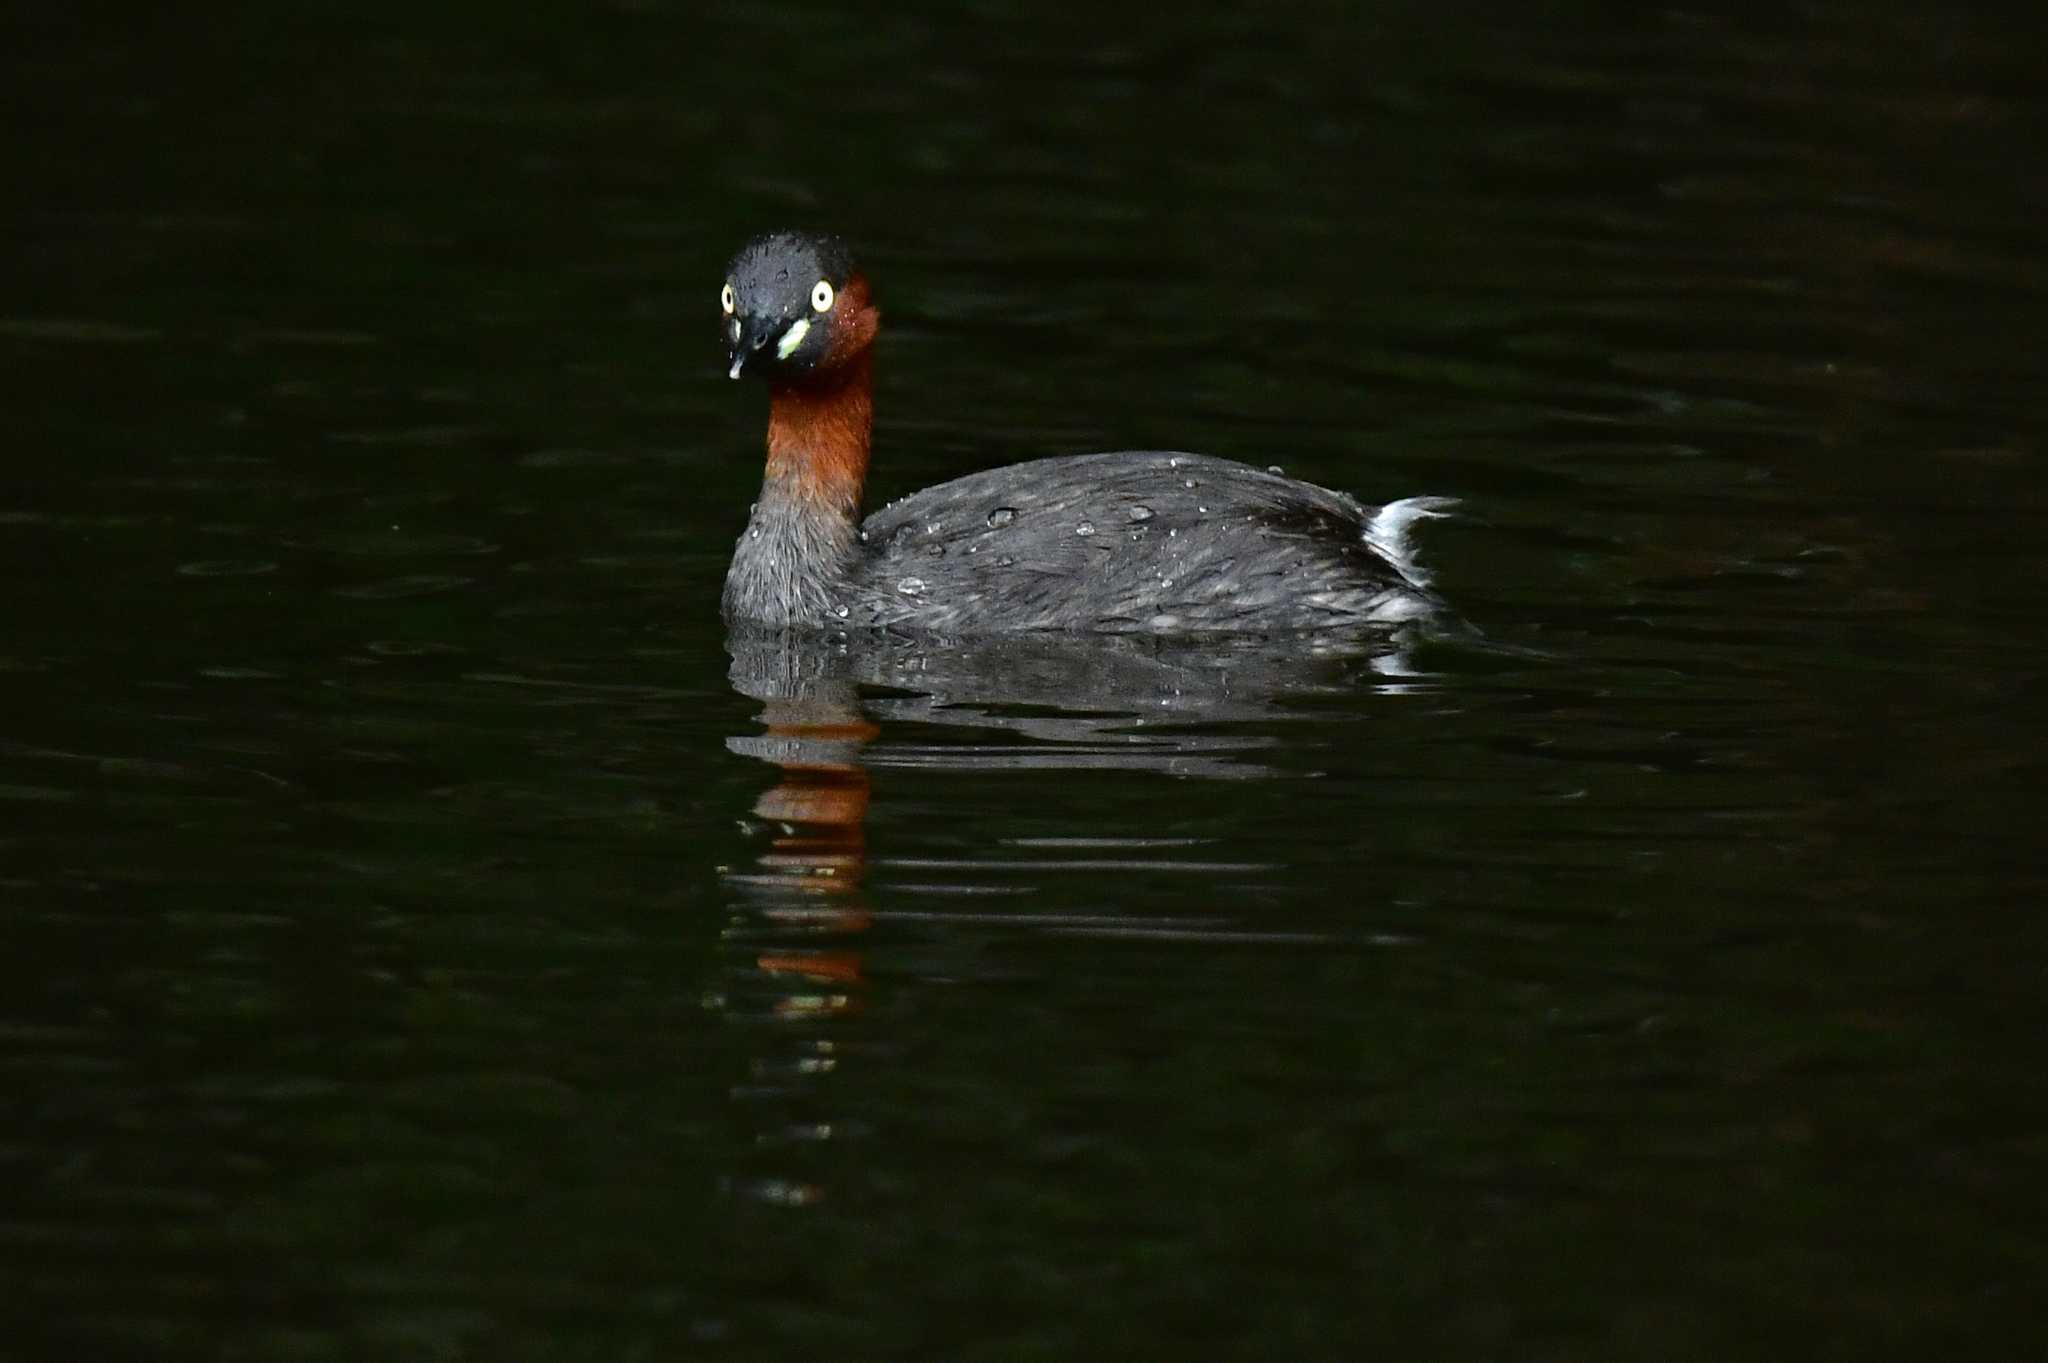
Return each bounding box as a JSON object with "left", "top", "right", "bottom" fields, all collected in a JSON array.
[
  {"left": 811, "top": 279, "right": 835, "bottom": 312},
  {"left": 720, "top": 283, "right": 736, "bottom": 315}
]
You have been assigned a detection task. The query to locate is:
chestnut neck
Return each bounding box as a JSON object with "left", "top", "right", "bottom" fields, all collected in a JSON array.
[{"left": 762, "top": 350, "right": 873, "bottom": 524}]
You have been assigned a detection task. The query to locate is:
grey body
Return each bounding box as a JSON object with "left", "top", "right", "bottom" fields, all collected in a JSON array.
[{"left": 723, "top": 451, "right": 1442, "bottom": 633}]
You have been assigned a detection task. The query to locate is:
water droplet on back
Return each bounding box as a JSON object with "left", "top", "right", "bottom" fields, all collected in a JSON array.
[
  {"left": 925, "top": 543, "right": 945, "bottom": 557},
  {"left": 986, "top": 507, "right": 1016, "bottom": 528},
  {"left": 1075, "top": 521, "right": 1095, "bottom": 537},
  {"left": 896, "top": 577, "right": 926, "bottom": 596},
  {"left": 1183, "top": 478, "right": 1199, "bottom": 489},
  {"left": 1127, "top": 505, "right": 1154, "bottom": 522},
  {"left": 995, "top": 555, "right": 1015, "bottom": 567}
]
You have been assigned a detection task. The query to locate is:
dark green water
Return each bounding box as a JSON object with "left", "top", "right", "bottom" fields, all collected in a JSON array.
[{"left": 6, "top": 4, "right": 2046, "bottom": 1358}]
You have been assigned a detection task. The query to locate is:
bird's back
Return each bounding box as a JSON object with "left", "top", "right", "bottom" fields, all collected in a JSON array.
[{"left": 845, "top": 452, "right": 1438, "bottom": 632}]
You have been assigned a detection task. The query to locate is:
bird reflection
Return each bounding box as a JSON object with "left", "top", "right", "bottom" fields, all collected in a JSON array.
[
  {"left": 728, "top": 688, "right": 876, "bottom": 1004},
  {"left": 714, "top": 642, "right": 880, "bottom": 1209},
  {"left": 713, "top": 622, "right": 1436, "bottom": 1206}
]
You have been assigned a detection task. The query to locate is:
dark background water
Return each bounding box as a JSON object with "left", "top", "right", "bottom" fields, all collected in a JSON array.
[{"left": 6, "top": 3, "right": 2046, "bottom": 1359}]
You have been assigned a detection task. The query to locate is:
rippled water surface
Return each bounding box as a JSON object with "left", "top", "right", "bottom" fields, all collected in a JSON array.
[{"left": 6, "top": 4, "right": 2046, "bottom": 1358}]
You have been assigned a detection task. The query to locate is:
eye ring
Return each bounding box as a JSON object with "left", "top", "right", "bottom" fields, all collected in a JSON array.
[
  {"left": 720, "top": 283, "right": 736, "bottom": 315},
  {"left": 810, "top": 279, "right": 835, "bottom": 313}
]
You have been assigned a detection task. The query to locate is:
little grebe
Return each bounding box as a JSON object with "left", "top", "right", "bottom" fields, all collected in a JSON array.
[{"left": 721, "top": 231, "right": 1449, "bottom": 632}]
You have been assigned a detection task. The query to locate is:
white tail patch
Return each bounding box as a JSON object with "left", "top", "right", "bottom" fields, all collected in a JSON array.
[{"left": 1364, "top": 495, "right": 1457, "bottom": 590}]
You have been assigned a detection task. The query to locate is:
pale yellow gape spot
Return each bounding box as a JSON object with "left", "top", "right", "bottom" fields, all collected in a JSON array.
[{"left": 772, "top": 280, "right": 834, "bottom": 359}]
